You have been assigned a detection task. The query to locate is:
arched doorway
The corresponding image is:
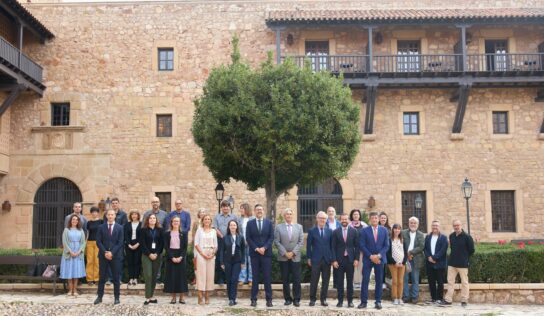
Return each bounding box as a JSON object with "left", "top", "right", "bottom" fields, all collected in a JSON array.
[
  {"left": 297, "top": 178, "right": 343, "bottom": 231},
  {"left": 33, "top": 178, "right": 82, "bottom": 248}
]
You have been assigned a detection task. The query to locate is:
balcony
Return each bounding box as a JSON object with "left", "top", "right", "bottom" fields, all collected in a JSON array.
[
  {"left": 282, "top": 53, "right": 544, "bottom": 86},
  {"left": 0, "top": 36, "right": 44, "bottom": 88}
]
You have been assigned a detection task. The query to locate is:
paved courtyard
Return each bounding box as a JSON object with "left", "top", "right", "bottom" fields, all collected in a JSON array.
[{"left": 0, "top": 293, "right": 543, "bottom": 316}]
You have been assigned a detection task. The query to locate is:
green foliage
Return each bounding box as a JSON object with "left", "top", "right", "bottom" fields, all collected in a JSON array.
[{"left": 192, "top": 35, "right": 361, "bottom": 219}]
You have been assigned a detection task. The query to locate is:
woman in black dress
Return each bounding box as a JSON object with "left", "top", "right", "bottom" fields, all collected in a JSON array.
[
  {"left": 124, "top": 211, "right": 142, "bottom": 286},
  {"left": 163, "top": 216, "right": 188, "bottom": 304}
]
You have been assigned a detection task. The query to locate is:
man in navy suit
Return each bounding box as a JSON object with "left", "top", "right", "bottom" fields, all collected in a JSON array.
[
  {"left": 424, "top": 220, "right": 448, "bottom": 304},
  {"left": 332, "top": 213, "right": 359, "bottom": 307},
  {"left": 307, "top": 211, "right": 333, "bottom": 307},
  {"left": 94, "top": 209, "right": 124, "bottom": 305},
  {"left": 246, "top": 204, "right": 274, "bottom": 307},
  {"left": 359, "top": 211, "right": 390, "bottom": 310}
]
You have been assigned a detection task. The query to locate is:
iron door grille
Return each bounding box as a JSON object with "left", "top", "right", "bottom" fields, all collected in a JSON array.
[
  {"left": 491, "top": 190, "right": 516, "bottom": 232},
  {"left": 33, "top": 178, "right": 82, "bottom": 249},
  {"left": 401, "top": 191, "right": 427, "bottom": 233},
  {"left": 297, "top": 178, "right": 343, "bottom": 232}
]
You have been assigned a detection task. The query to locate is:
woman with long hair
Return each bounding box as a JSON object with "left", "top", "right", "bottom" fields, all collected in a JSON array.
[
  {"left": 140, "top": 213, "right": 164, "bottom": 305},
  {"left": 124, "top": 210, "right": 142, "bottom": 286},
  {"left": 163, "top": 216, "right": 188, "bottom": 304},
  {"left": 349, "top": 209, "right": 368, "bottom": 288},
  {"left": 85, "top": 206, "right": 102, "bottom": 285},
  {"left": 194, "top": 213, "right": 217, "bottom": 305},
  {"left": 220, "top": 220, "right": 245, "bottom": 306},
  {"left": 387, "top": 223, "right": 408, "bottom": 305},
  {"left": 61, "top": 214, "right": 87, "bottom": 297},
  {"left": 191, "top": 208, "right": 207, "bottom": 285},
  {"left": 237, "top": 203, "right": 254, "bottom": 285}
]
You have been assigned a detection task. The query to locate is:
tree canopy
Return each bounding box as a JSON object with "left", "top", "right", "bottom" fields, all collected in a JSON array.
[{"left": 192, "top": 36, "right": 361, "bottom": 221}]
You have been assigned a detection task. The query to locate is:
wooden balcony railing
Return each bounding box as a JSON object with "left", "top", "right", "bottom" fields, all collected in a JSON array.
[
  {"left": 0, "top": 36, "right": 43, "bottom": 84},
  {"left": 282, "top": 53, "right": 544, "bottom": 75}
]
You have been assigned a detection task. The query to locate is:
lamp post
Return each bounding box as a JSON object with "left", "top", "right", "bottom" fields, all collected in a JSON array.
[
  {"left": 227, "top": 195, "right": 235, "bottom": 213},
  {"left": 462, "top": 178, "right": 473, "bottom": 235},
  {"left": 414, "top": 194, "right": 423, "bottom": 223},
  {"left": 214, "top": 183, "right": 225, "bottom": 213}
]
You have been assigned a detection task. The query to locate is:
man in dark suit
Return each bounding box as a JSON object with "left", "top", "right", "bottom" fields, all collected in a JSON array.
[
  {"left": 359, "top": 211, "right": 390, "bottom": 310},
  {"left": 332, "top": 213, "right": 359, "bottom": 307},
  {"left": 424, "top": 220, "right": 448, "bottom": 305},
  {"left": 307, "top": 211, "right": 333, "bottom": 307},
  {"left": 245, "top": 204, "right": 274, "bottom": 307},
  {"left": 94, "top": 209, "right": 124, "bottom": 305}
]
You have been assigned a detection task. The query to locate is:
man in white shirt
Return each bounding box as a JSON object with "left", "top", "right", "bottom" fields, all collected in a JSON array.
[{"left": 423, "top": 220, "right": 448, "bottom": 304}]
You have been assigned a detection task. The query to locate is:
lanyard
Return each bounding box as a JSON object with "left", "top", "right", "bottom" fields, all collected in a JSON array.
[{"left": 150, "top": 229, "right": 156, "bottom": 242}]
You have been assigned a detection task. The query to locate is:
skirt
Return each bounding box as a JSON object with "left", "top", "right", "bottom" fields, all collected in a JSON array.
[{"left": 163, "top": 249, "right": 188, "bottom": 293}]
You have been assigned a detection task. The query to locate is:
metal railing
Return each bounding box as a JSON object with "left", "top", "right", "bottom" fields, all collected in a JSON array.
[
  {"left": 0, "top": 36, "right": 43, "bottom": 83},
  {"left": 282, "top": 53, "right": 544, "bottom": 74}
]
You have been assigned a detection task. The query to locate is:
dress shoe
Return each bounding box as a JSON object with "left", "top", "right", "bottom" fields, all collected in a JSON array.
[
  {"left": 114, "top": 298, "right": 120, "bottom": 305},
  {"left": 357, "top": 303, "right": 367, "bottom": 309},
  {"left": 309, "top": 300, "right": 316, "bottom": 306},
  {"left": 93, "top": 297, "right": 102, "bottom": 305},
  {"left": 461, "top": 302, "right": 467, "bottom": 307},
  {"left": 284, "top": 300, "right": 292, "bottom": 306},
  {"left": 250, "top": 300, "right": 257, "bottom": 307},
  {"left": 143, "top": 300, "right": 150, "bottom": 305},
  {"left": 228, "top": 300, "right": 235, "bottom": 306},
  {"left": 293, "top": 301, "right": 300, "bottom": 307},
  {"left": 149, "top": 299, "right": 158, "bottom": 304},
  {"left": 441, "top": 300, "right": 452, "bottom": 306},
  {"left": 179, "top": 298, "right": 186, "bottom": 304},
  {"left": 320, "top": 300, "right": 328, "bottom": 307},
  {"left": 170, "top": 298, "right": 176, "bottom": 304},
  {"left": 336, "top": 302, "right": 343, "bottom": 307},
  {"left": 266, "top": 300, "right": 273, "bottom": 307},
  {"left": 348, "top": 302, "right": 354, "bottom": 308},
  {"left": 375, "top": 302, "right": 382, "bottom": 310}
]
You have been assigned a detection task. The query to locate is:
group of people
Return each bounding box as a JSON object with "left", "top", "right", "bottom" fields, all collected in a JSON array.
[{"left": 59, "top": 197, "right": 475, "bottom": 309}]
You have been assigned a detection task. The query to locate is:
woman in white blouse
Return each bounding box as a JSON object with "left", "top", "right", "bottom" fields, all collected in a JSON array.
[
  {"left": 194, "top": 213, "right": 217, "bottom": 305},
  {"left": 386, "top": 223, "right": 408, "bottom": 305}
]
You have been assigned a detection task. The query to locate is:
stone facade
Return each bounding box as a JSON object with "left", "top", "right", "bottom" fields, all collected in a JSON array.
[{"left": 0, "top": 0, "right": 543, "bottom": 248}]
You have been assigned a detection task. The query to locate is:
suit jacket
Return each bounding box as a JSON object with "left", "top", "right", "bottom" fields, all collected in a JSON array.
[
  {"left": 96, "top": 222, "right": 124, "bottom": 261},
  {"left": 139, "top": 227, "right": 165, "bottom": 256},
  {"left": 401, "top": 229, "right": 425, "bottom": 269},
  {"left": 219, "top": 233, "right": 245, "bottom": 265},
  {"left": 274, "top": 222, "right": 304, "bottom": 262},
  {"left": 103, "top": 209, "right": 128, "bottom": 226},
  {"left": 306, "top": 226, "right": 333, "bottom": 265},
  {"left": 123, "top": 222, "right": 142, "bottom": 246},
  {"left": 332, "top": 226, "right": 359, "bottom": 263},
  {"left": 359, "top": 225, "right": 390, "bottom": 265},
  {"left": 246, "top": 218, "right": 274, "bottom": 258},
  {"left": 163, "top": 230, "right": 187, "bottom": 260},
  {"left": 423, "top": 233, "right": 448, "bottom": 270}
]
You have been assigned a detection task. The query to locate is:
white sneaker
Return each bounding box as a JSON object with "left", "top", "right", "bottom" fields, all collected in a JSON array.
[
  {"left": 400, "top": 299, "right": 405, "bottom": 305},
  {"left": 393, "top": 299, "right": 399, "bottom": 305},
  {"left": 134, "top": 279, "right": 138, "bottom": 285},
  {"left": 382, "top": 284, "right": 387, "bottom": 290}
]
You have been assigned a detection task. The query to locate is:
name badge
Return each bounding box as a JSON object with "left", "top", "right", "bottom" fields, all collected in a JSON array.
[{"left": 151, "top": 242, "right": 156, "bottom": 249}]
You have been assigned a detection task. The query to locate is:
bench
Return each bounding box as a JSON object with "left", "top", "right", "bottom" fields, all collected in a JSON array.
[{"left": 0, "top": 255, "right": 63, "bottom": 295}]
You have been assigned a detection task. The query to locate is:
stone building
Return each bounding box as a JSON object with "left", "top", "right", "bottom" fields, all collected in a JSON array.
[{"left": 0, "top": 0, "right": 543, "bottom": 248}]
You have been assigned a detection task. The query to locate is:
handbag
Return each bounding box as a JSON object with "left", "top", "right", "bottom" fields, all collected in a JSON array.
[
  {"left": 42, "top": 265, "right": 57, "bottom": 278},
  {"left": 406, "top": 260, "right": 412, "bottom": 273},
  {"left": 27, "top": 253, "right": 48, "bottom": 277}
]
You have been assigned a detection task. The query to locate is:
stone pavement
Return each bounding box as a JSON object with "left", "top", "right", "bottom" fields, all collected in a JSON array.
[{"left": 1, "top": 293, "right": 543, "bottom": 316}]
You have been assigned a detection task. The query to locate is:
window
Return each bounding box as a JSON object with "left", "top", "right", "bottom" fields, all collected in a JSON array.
[
  {"left": 485, "top": 40, "right": 508, "bottom": 71},
  {"left": 401, "top": 191, "right": 427, "bottom": 233},
  {"left": 491, "top": 190, "right": 516, "bottom": 232},
  {"left": 297, "top": 178, "right": 343, "bottom": 231},
  {"left": 155, "top": 192, "right": 172, "bottom": 212},
  {"left": 492, "top": 111, "right": 509, "bottom": 134},
  {"left": 305, "top": 41, "right": 329, "bottom": 72},
  {"left": 397, "top": 40, "right": 420, "bottom": 72},
  {"left": 51, "top": 103, "right": 70, "bottom": 126},
  {"left": 158, "top": 48, "right": 174, "bottom": 71},
  {"left": 403, "top": 112, "right": 420, "bottom": 135},
  {"left": 156, "top": 114, "right": 172, "bottom": 137}
]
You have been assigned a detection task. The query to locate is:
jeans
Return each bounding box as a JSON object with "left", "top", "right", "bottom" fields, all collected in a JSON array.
[
  {"left": 238, "top": 247, "right": 252, "bottom": 282},
  {"left": 225, "top": 262, "right": 242, "bottom": 301},
  {"left": 403, "top": 260, "right": 420, "bottom": 301}
]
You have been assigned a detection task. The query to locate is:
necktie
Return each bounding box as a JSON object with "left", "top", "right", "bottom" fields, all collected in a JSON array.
[
  {"left": 343, "top": 228, "right": 348, "bottom": 256},
  {"left": 108, "top": 224, "right": 112, "bottom": 236},
  {"left": 373, "top": 226, "right": 378, "bottom": 242},
  {"left": 288, "top": 224, "right": 292, "bottom": 240},
  {"left": 258, "top": 220, "right": 262, "bottom": 233},
  {"left": 320, "top": 228, "right": 323, "bottom": 238}
]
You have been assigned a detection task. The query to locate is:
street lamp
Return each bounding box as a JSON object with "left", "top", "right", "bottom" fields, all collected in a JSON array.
[
  {"left": 227, "top": 195, "right": 235, "bottom": 213},
  {"left": 462, "top": 178, "right": 473, "bottom": 235},
  {"left": 214, "top": 183, "right": 225, "bottom": 213},
  {"left": 414, "top": 194, "right": 423, "bottom": 224}
]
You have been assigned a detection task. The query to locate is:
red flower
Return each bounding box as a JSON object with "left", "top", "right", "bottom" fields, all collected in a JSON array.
[
  {"left": 517, "top": 243, "right": 526, "bottom": 249},
  {"left": 527, "top": 241, "right": 534, "bottom": 245},
  {"left": 540, "top": 241, "right": 544, "bottom": 245}
]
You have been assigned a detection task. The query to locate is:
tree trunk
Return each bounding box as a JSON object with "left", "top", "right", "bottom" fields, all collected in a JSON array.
[{"left": 265, "top": 162, "right": 277, "bottom": 223}]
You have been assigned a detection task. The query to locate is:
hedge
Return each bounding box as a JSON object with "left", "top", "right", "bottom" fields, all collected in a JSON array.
[{"left": 1, "top": 243, "right": 543, "bottom": 283}]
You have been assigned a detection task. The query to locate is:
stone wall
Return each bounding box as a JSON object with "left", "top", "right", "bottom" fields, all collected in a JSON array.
[{"left": 0, "top": 0, "right": 542, "bottom": 247}]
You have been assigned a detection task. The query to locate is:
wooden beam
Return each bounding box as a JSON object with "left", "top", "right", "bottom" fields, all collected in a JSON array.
[
  {"left": 535, "top": 89, "right": 544, "bottom": 102},
  {"left": 541, "top": 118, "right": 544, "bottom": 134},
  {"left": 451, "top": 84, "right": 471, "bottom": 133},
  {"left": 363, "top": 84, "right": 378, "bottom": 134},
  {"left": 0, "top": 84, "right": 25, "bottom": 117}
]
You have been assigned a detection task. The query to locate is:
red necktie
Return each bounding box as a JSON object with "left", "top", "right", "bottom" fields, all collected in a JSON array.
[
  {"left": 343, "top": 228, "right": 348, "bottom": 256},
  {"left": 108, "top": 224, "right": 112, "bottom": 236}
]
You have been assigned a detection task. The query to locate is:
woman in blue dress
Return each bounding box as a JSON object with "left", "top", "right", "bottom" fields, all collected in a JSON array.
[{"left": 61, "top": 214, "right": 87, "bottom": 297}]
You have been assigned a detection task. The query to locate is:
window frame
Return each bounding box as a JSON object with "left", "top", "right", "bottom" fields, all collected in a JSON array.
[
  {"left": 158, "top": 48, "right": 174, "bottom": 71},
  {"left": 51, "top": 103, "right": 70, "bottom": 126},
  {"left": 403, "top": 112, "right": 420, "bottom": 135},
  {"left": 156, "top": 114, "right": 173, "bottom": 137},
  {"left": 491, "top": 190, "right": 516, "bottom": 233},
  {"left": 492, "top": 111, "right": 509, "bottom": 134}
]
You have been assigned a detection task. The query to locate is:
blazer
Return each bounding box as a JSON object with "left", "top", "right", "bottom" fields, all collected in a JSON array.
[
  {"left": 139, "top": 227, "right": 165, "bottom": 256},
  {"left": 274, "top": 222, "right": 304, "bottom": 262},
  {"left": 246, "top": 218, "right": 274, "bottom": 258},
  {"left": 331, "top": 226, "right": 359, "bottom": 263},
  {"left": 103, "top": 209, "right": 128, "bottom": 226},
  {"left": 219, "top": 233, "right": 246, "bottom": 265},
  {"left": 423, "top": 233, "right": 448, "bottom": 270},
  {"left": 96, "top": 222, "right": 124, "bottom": 261},
  {"left": 386, "top": 238, "right": 408, "bottom": 265},
  {"left": 306, "top": 226, "right": 333, "bottom": 265},
  {"left": 401, "top": 229, "right": 425, "bottom": 269},
  {"left": 123, "top": 222, "right": 142, "bottom": 247},
  {"left": 359, "top": 225, "right": 390, "bottom": 265},
  {"left": 163, "top": 230, "right": 188, "bottom": 260},
  {"left": 62, "top": 228, "right": 86, "bottom": 260}
]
